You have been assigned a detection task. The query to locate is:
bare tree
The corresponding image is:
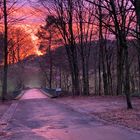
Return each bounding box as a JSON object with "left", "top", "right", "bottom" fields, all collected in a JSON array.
[
  {"left": 2, "top": 0, "right": 8, "bottom": 101},
  {"left": 0, "top": 0, "right": 27, "bottom": 100},
  {"left": 75, "top": 0, "right": 96, "bottom": 95},
  {"left": 40, "top": 0, "right": 80, "bottom": 95},
  {"left": 86, "top": 0, "right": 134, "bottom": 108}
]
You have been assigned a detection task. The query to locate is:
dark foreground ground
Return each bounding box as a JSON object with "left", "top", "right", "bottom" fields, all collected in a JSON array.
[
  {"left": 0, "top": 89, "right": 140, "bottom": 140},
  {"left": 0, "top": 101, "right": 11, "bottom": 119}
]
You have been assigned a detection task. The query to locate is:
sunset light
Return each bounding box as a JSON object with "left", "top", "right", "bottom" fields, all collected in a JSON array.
[
  {"left": 36, "top": 50, "right": 43, "bottom": 56},
  {"left": 0, "top": 0, "right": 140, "bottom": 140}
]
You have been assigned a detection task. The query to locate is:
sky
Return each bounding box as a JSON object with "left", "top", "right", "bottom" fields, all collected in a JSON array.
[
  {"left": 20, "top": 0, "right": 45, "bottom": 23},
  {"left": 11, "top": 0, "right": 46, "bottom": 55}
]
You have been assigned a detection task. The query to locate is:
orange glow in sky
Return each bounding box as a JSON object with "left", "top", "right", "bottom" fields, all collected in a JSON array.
[
  {"left": 9, "top": 1, "right": 45, "bottom": 57},
  {"left": 36, "top": 50, "right": 43, "bottom": 56}
]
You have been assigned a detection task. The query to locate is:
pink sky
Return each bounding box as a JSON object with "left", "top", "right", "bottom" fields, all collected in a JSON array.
[{"left": 8, "top": 0, "right": 46, "bottom": 55}]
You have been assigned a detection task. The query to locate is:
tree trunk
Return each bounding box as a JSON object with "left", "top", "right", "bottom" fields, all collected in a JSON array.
[
  {"left": 71, "top": 53, "right": 80, "bottom": 95},
  {"left": 2, "top": 0, "right": 8, "bottom": 101},
  {"left": 98, "top": 0, "right": 109, "bottom": 96},
  {"left": 123, "top": 40, "right": 133, "bottom": 109},
  {"left": 67, "top": 0, "right": 80, "bottom": 96},
  {"left": 98, "top": 52, "right": 102, "bottom": 96},
  {"left": 116, "top": 39, "right": 124, "bottom": 96},
  {"left": 138, "top": 54, "right": 140, "bottom": 92},
  {"left": 59, "top": 67, "right": 62, "bottom": 88},
  {"left": 48, "top": 34, "right": 53, "bottom": 89}
]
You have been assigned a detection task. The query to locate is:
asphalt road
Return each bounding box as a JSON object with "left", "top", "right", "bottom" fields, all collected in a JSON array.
[{"left": 1, "top": 89, "right": 140, "bottom": 140}]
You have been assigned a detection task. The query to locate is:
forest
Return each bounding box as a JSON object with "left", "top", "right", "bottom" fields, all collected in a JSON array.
[
  {"left": 0, "top": 0, "right": 140, "bottom": 111},
  {"left": 0, "top": 1, "right": 140, "bottom": 139}
]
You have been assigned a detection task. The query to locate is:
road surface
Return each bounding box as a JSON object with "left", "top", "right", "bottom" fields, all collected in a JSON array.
[
  {"left": 1, "top": 89, "right": 140, "bottom": 140},
  {"left": 20, "top": 89, "right": 47, "bottom": 100}
]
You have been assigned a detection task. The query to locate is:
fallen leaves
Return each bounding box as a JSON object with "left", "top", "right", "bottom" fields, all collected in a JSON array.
[{"left": 94, "top": 108, "right": 140, "bottom": 130}]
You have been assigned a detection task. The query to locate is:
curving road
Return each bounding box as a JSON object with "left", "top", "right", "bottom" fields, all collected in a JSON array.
[{"left": 1, "top": 89, "right": 140, "bottom": 140}]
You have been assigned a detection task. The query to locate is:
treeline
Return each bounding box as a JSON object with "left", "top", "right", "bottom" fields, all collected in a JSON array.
[
  {"left": 0, "top": 27, "right": 35, "bottom": 99},
  {"left": 38, "top": 40, "right": 139, "bottom": 96},
  {"left": 0, "top": 0, "right": 35, "bottom": 100},
  {"left": 36, "top": 0, "right": 140, "bottom": 109}
]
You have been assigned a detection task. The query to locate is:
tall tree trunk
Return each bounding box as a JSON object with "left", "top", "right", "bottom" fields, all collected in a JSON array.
[
  {"left": 138, "top": 54, "right": 140, "bottom": 92},
  {"left": 59, "top": 67, "right": 62, "bottom": 88},
  {"left": 48, "top": 34, "right": 53, "bottom": 89},
  {"left": 68, "top": 0, "right": 80, "bottom": 96},
  {"left": 124, "top": 42, "right": 133, "bottom": 109},
  {"left": 109, "top": 0, "right": 133, "bottom": 108},
  {"left": 71, "top": 52, "right": 80, "bottom": 95},
  {"left": 77, "top": 0, "right": 90, "bottom": 96},
  {"left": 80, "top": 40, "right": 89, "bottom": 96},
  {"left": 94, "top": 53, "right": 97, "bottom": 95},
  {"left": 98, "top": 51, "right": 102, "bottom": 96},
  {"left": 49, "top": 57, "right": 52, "bottom": 89},
  {"left": 117, "top": 42, "right": 124, "bottom": 95},
  {"left": 98, "top": 0, "right": 108, "bottom": 95},
  {"left": 2, "top": 0, "right": 8, "bottom": 101}
]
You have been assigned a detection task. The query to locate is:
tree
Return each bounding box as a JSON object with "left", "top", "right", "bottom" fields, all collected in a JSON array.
[
  {"left": 8, "top": 27, "right": 35, "bottom": 90},
  {"left": 75, "top": 0, "right": 95, "bottom": 95},
  {"left": 130, "top": 0, "right": 140, "bottom": 93},
  {"left": 2, "top": 0, "right": 8, "bottom": 101},
  {"left": 40, "top": 0, "right": 80, "bottom": 95},
  {"left": 98, "top": 0, "right": 109, "bottom": 95},
  {"left": 1, "top": 0, "right": 27, "bottom": 100},
  {"left": 86, "top": 0, "right": 134, "bottom": 108},
  {"left": 37, "top": 22, "right": 62, "bottom": 88},
  {"left": 8, "top": 27, "right": 35, "bottom": 64},
  {"left": 104, "top": 0, "right": 134, "bottom": 108}
]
